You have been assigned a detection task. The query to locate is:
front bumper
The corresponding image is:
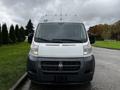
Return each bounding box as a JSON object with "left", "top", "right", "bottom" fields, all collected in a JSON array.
[{"left": 27, "top": 55, "right": 95, "bottom": 84}]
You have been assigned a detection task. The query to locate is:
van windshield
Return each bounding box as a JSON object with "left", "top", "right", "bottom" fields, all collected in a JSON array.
[{"left": 35, "top": 23, "right": 87, "bottom": 43}]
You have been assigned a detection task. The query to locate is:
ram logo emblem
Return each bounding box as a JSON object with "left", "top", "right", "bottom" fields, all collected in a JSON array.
[{"left": 58, "top": 62, "right": 63, "bottom": 70}]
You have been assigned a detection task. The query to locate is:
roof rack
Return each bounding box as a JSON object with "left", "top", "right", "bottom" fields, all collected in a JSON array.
[{"left": 39, "top": 14, "right": 82, "bottom": 23}]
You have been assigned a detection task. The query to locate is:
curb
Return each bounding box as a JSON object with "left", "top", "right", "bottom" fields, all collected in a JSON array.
[
  {"left": 93, "top": 46, "right": 120, "bottom": 50},
  {"left": 9, "top": 72, "right": 28, "bottom": 90}
]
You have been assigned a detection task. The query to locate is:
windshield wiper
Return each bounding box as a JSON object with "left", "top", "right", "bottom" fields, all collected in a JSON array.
[
  {"left": 34, "top": 38, "right": 52, "bottom": 42},
  {"left": 51, "top": 39, "right": 84, "bottom": 43},
  {"left": 35, "top": 38, "right": 85, "bottom": 43}
]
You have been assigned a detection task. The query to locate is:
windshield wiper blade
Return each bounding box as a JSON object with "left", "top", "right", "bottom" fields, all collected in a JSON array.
[
  {"left": 35, "top": 38, "right": 52, "bottom": 42},
  {"left": 51, "top": 39, "right": 83, "bottom": 43},
  {"left": 35, "top": 38, "right": 84, "bottom": 43}
]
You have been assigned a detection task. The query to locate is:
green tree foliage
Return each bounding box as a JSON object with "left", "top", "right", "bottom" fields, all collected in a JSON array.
[
  {"left": 25, "top": 19, "right": 34, "bottom": 36},
  {"left": 15, "top": 24, "right": 19, "bottom": 40},
  {"left": 113, "top": 21, "right": 120, "bottom": 40},
  {"left": 19, "top": 26, "right": 25, "bottom": 42},
  {"left": 9, "top": 25, "right": 16, "bottom": 43},
  {"left": 15, "top": 24, "right": 21, "bottom": 42},
  {"left": 88, "top": 25, "right": 104, "bottom": 40},
  {"left": 2, "top": 24, "right": 9, "bottom": 44},
  {"left": 0, "top": 24, "right": 2, "bottom": 45},
  {"left": 0, "top": 23, "right": 27, "bottom": 46},
  {"left": 101, "top": 24, "right": 111, "bottom": 40},
  {"left": 88, "top": 21, "right": 120, "bottom": 41}
]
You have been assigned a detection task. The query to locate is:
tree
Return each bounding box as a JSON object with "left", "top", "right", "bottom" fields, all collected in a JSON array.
[
  {"left": 2, "top": 23, "right": 9, "bottom": 44},
  {"left": 9, "top": 25, "right": 16, "bottom": 43},
  {"left": 88, "top": 24, "right": 104, "bottom": 40},
  {"left": 0, "top": 24, "right": 2, "bottom": 45},
  {"left": 25, "top": 19, "right": 34, "bottom": 36},
  {"left": 19, "top": 26, "right": 25, "bottom": 42},
  {"left": 88, "top": 20, "right": 120, "bottom": 41},
  {"left": 15, "top": 24, "right": 21, "bottom": 42},
  {"left": 101, "top": 24, "right": 111, "bottom": 40}
]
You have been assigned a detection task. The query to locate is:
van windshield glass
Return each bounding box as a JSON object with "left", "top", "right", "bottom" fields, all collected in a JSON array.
[{"left": 35, "top": 23, "right": 87, "bottom": 43}]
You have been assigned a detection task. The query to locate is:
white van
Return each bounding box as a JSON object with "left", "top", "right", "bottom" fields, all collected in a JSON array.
[{"left": 27, "top": 21, "right": 95, "bottom": 84}]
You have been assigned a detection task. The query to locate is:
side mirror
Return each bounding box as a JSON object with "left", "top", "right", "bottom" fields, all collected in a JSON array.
[
  {"left": 89, "top": 34, "right": 95, "bottom": 44},
  {"left": 28, "top": 33, "right": 33, "bottom": 44}
]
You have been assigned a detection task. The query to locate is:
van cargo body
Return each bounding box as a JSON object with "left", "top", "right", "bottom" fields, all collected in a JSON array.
[{"left": 27, "top": 22, "right": 95, "bottom": 84}]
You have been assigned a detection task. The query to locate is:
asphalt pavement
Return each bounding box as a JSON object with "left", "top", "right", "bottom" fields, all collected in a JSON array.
[{"left": 18, "top": 47, "right": 120, "bottom": 90}]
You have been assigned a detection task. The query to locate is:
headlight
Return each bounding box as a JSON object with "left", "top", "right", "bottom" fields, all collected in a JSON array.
[
  {"left": 83, "top": 43, "right": 92, "bottom": 55},
  {"left": 30, "top": 44, "right": 39, "bottom": 56}
]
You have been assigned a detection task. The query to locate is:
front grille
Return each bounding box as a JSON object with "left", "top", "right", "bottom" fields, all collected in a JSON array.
[{"left": 41, "top": 61, "right": 81, "bottom": 73}]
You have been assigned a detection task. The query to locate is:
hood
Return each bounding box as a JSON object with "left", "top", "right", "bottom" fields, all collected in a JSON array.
[{"left": 37, "top": 43, "right": 83, "bottom": 57}]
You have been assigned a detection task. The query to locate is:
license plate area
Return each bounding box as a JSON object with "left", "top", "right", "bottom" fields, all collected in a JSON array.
[{"left": 55, "top": 75, "right": 67, "bottom": 83}]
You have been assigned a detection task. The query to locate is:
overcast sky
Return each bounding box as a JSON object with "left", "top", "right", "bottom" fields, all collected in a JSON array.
[{"left": 0, "top": 0, "right": 120, "bottom": 29}]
